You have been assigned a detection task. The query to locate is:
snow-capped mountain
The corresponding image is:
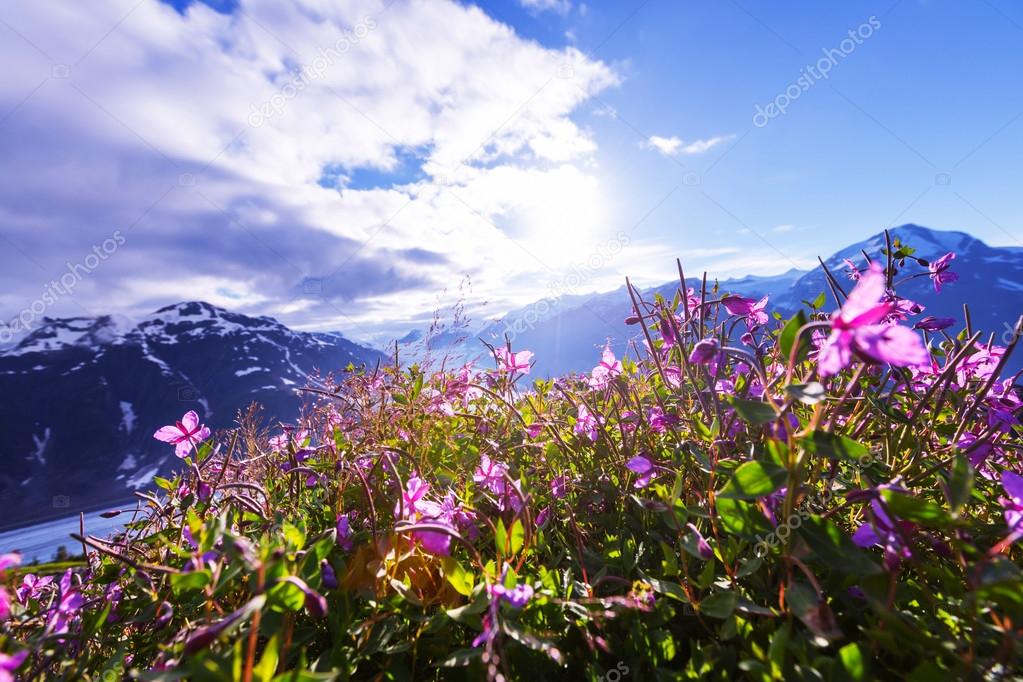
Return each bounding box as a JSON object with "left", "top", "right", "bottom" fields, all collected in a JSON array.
[
  {"left": 0, "top": 302, "right": 385, "bottom": 527},
  {"left": 405, "top": 225, "right": 1023, "bottom": 377}
]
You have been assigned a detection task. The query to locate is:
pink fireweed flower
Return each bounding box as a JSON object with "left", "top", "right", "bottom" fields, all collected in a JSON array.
[
  {"left": 626, "top": 455, "right": 655, "bottom": 489},
  {"left": 957, "top": 345, "right": 1005, "bottom": 384},
  {"left": 473, "top": 455, "right": 509, "bottom": 495},
  {"left": 495, "top": 348, "right": 533, "bottom": 375},
  {"left": 851, "top": 498, "right": 916, "bottom": 571},
  {"left": 985, "top": 379, "right": 1022, "bottom": 432},
  {"left": 396, "top": 476, "right": 430, "bottom": 518},
  {"left": 574, "top": 404, "right": 601, "bottom": 441},
  {"left": 0, "top": 651, "right": 27, "bottom": 682},
  {"left": 588, "top": 344, "right": 623, "bottom": 389},
  {"left": 16, "top": 573, "right": 52, "bottom": 605},
  {"left": 336, "top": 513, "right": 353, "bottom": 551},
  {"left": 817, "top": 263, "right": 929, "bottom": 377},
  {"left": 914, "top": 316, "right": 955, "bottom": 331},
  {"left": 999, "top": 471, "right": 1023, "bottom": 544},
  {"left": 46, "top": 569, "right": 84, "bottom": 635},
  {"left": 689, "top": 338, "right": 720, "bottom": 365},
  {"left": 395, "top": 477, "right": 456, "bottom": 556},
  {"left": 686, "top": 523, "right": 714, "bottom": 560},
  {"left": 0, "top": 554, "right": 19, "bottom": 573},
  {"left": 659, "top": 314, "right": 683, "bottom": 347},
  {"left": 928, "top": 251, "right": 958, "bottom": 293},
  {"left": 886, "top": 296, "right": 924, "bottom": 322},
  {"left": 268, "top": 428, "right": 308, "bottom": 452},
  {"left": 722, "top": 294, "right": 769, "bottom": 327},
  {"left": 154, "top": 410, "right": 211, "bottom": 458},
  {"left": 647, "top": 406, "right": 669, "bottom": 433},
  {"left": 551, "top": 475, "right": 567, "bottom": 499},
  {"left": 490, "top": 581, "right": 534, "bottom": 609},
  {"left": 842, "top": 258, "right": 862, "bottom": 281}
]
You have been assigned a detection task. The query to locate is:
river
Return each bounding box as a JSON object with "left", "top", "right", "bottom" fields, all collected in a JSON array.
[{"left": 0, "top": 507, "right": 139, "bottom": 563}]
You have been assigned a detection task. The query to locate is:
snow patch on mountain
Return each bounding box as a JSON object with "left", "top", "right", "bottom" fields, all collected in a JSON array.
[{"left": 120, "top": 401, "right": 136, "bottom": 434}]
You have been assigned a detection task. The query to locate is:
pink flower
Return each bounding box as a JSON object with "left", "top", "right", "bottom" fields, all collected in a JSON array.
[
  {"left": 490, "top": 581, "right": 534, "bottom": 609},
  {"left": 689, "top": 338, "right": 720, "bottom": 365},
  {"left": 914, "top": 316, "right": 955, "bottom": 331},
  {"left": 153, "top": 410, "right": 211, "bottom": 458},
  {"left": 574, "top": 404, "right": 601, "bottom": 441},
  {"left": 928, "top": 251, "right": 958, "bottom": 293},
  {"left": 722, "top": 295, "right": 769, "bottom": 327},
  {"left": 686, "top": 522, "right": 714, "bottom": 560},
  {"left": 1000, "top": 471, "right": 1023, "bottom": 544},
  {"left": 396, "top": 476, "right": 430, "bottom": 518},
  {"left": 45, "top": 569, "right": 83, "bottom": 635},
  {"left": 336, "top": 513, "right": 353, "bottom": 551},
  {"left": 626, "top": 455, "right": 655, "bottom": 488},
  {"left": 474, "top": 455, "right": 509, "bottom": 495},
  {"left": 842, "top": 258, "right": 862, "bottom": 281},
  {"left": 16, "top": 573, "right": 52, "bottom": 605},
  {"left": 495, "top": 348, "right": 533, "bottom": 375},
  {"left": 0, "top": 651, "right": 27, "bottom": 682},
  {"left": 588, "top": 344, "right": 622, "bottom": 389},
  {"left": 268, "top": 428, "right": 308, "bottom": 452},
  {"left": 817, "top": 264, "right": 929, "bottom": 377}
]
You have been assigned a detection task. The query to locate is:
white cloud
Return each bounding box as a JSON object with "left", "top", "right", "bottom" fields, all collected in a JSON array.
[
  {"left": 0, "top": 0, "right": 619, "bottom": 339},
  {"left": 646, "top": 134, "right": 733, "bottom": 156},
  {"left": 519, "top": 0, "right": 573, "bottom": 14},
  {"left": 773, "top": 224, "right": 795, "bottom": 233}
]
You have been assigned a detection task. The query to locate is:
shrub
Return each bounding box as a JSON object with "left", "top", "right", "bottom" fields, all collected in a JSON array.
[{"left": 2, "top": 234, "right": 1022, "bottom": 680}]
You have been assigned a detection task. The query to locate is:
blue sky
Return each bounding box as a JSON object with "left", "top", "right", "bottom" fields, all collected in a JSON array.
[{"left": 1, "top": 0, "right": 1021, "bottom": 343}]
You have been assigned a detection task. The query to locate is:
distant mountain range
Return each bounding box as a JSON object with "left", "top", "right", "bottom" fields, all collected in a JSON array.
[
  {"left": 0, "top": 302, "right": 385, "bottom": 527},
  {"left": 398, "top": 225, "right": 1023, "bottom": 376},
  {"left": 3, "top": 225, "right": 1020, "bottom": 529}
]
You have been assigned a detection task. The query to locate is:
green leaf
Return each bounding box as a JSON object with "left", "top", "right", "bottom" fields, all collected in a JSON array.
[
  {"left": 441, "top": 557, "right": 475, "bottom": 597},
  {"left": 728, "top": 398, "right": 778, "bottom": 426},
  {"left": 881, "top": 491, "right": 950, "bottom": 527},
  {"left": 509, "top": 519, "right": 525, "bottom": 555},
  {"left": 642, "top": 576, "right": 690, "bottom": 603},
  {"left": 281, "top": 521, "right": 305, "bottom": 551},
  {"left": 797, "top": 516, "right": 882, "bottom": 576},
  {"left": 699, "top": 591, "right": 737, "bottom": 619},
  {"left": 947, "top": 455, "right": 973, "bottom": 515},
  {"left": 253, "top": 634, "right": 279, "bottom": 682},
  {"left": 716, "top": 496, "right": 773, "bottom": 536},
  {"left": 785, "top": 382, "right": 826, "bottom": 405},
  {"left": 786, "top": 582, "right": 842, "bottom": 644},
  {"left": 839, "top": 642, "right": 867, "bottom": 681},
  {"left": 800, "top": 431, "right": 870, "bottom": 463},
  {"left": 170, "top": 569, "right": 211, "bottom": 596},
  {"left": 779, "top": 310, "right": 810, "bottom": 361},
  {"left": 266, "top": 580, "right": 305, "bottom": 612},
  {"left": 719, "top": 461, "right": 787, "bottom": 500},
  {"left": 495, "top": 519, "right": 508, "bottom": 556}
]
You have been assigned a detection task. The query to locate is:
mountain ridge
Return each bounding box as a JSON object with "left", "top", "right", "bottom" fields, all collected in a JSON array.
[{"left": 0, "top": 301, "right": 385, "bottom": 527}]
